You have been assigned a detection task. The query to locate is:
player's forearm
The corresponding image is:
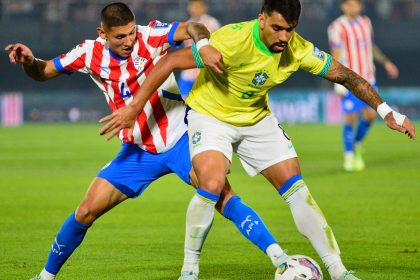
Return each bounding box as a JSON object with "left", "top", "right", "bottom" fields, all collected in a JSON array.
[
  {"left": 324, "top": 59, "right": 383, "bottom": 109},
  {"left": 372, "top": 44, "right": 391, "bottom": 65},
  {"left": 22, "top": 57, "right": 49, "bottom": 81},
  {"left": 186, "top": 22, "right": 210, "bottom": 42},
  {"left": 129, "top": 49, "right": 196, "bottom": 114}
]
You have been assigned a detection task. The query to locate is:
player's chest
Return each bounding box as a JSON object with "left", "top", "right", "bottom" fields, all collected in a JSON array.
[{"left": 227, "top": 55, "right": 297, "bottom": 89}]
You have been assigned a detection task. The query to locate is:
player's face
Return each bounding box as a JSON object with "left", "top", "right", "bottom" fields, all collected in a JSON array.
[
  {"left": 188, "top": 1, "right": 207, "bottom": 19},
  {"left": 98, "top": 21, "right": 137, "bottom": 58},
  {"left": 258, "top": 12, "right": 296, "bottom": 53},
  {"left": 342, "top": 0, "right": 362, "bottom": 19}
]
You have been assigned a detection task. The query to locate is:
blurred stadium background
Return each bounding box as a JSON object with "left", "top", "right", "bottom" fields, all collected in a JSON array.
[{"left": 1, "top": 0, "right": 420, "bottom": 124}]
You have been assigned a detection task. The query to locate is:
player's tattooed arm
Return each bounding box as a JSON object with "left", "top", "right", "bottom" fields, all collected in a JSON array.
[
  {"left": 186, "top": 22, "right": 211, "bottom": 42},
  {"left": 5, "top": 43, "right": 60, "bottom": 81},
  {"left": 323, "top": 58, "right": 383, "bottom": 109}
]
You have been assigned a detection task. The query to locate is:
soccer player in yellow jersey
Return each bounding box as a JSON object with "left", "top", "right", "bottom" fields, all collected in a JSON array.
[{"left": 100, "top": 1, "right": 416, "bottom": 279}]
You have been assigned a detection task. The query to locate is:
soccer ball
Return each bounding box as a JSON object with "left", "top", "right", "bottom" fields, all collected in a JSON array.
[{"left": 275, "top": 255, "right": 323, "bottom": 280}]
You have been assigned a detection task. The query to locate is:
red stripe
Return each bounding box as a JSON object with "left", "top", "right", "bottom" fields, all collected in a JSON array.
[
  {"left": 339, "top": 22, "right": 353, "bottom": 70},
  {"left": 108, "top": 57, "right": 125, "bottom": 109},
  {"left": 361, "top": 17, "right": 375, "bottom": 82},
  {"left": 136, "top": 111, "right": 157, "bottom": 154},
  {"left": 358, "top": 19, "right": 370, "bottom": 79},
  {"left": 148, "top": 35, "right": 168, "bottom": 48},
  {"left": 130, "top": 33, "right": 160, "bottom": 152},
  {"left": 64, "top": 53, "right": 86, "bottom": 72},
  {"left": 149, "top": 92, "right": 168, "bottom": 145},
  {"left": 90, "top": 41, "right": 104, "bottom": 76},
  {"left": 349, "top": 22, "right": 363, "bottom": 75},
  {"left": 141, "top": 43, "right": 169, "bottom": 146}
]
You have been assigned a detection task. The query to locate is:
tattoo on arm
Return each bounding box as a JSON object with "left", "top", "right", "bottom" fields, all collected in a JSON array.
[
  {"left": 324, "top": 59, "right": 383, "bottom": 109},
  {"left": 186, "top": 22, "right": 210, "bottom": 42},
  {"left": 23, "top": 58, "right": 48, "bottom": 81}
]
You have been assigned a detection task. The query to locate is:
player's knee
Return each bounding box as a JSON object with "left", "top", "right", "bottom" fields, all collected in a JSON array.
[
  {"left": 75, "top": 205, "right": 98, "bottom": 225},
  {"left": 200, "top": 176, "right": 225, "bottom": 194}
]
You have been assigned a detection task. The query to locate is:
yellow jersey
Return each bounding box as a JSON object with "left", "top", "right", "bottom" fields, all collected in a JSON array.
[{"left": 186, "top": 20, "right": 332, "bottom": 126}]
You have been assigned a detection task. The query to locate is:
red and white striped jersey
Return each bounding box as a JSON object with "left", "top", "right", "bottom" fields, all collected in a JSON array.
[
  {"left": 328, "top": 15, "right": 375, "bottom": 84},
  {"left": 53, "top": 21, "right": 187, "bottom": 154}
]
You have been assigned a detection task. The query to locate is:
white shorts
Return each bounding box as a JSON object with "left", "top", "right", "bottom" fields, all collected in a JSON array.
[{"left": 187, "top": 110, "right": 298, "bottom": 176}]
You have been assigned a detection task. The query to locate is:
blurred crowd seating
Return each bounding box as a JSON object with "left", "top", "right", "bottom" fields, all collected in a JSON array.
[{"left": 2, "top": 0, "right": 420, "bottom": 24}]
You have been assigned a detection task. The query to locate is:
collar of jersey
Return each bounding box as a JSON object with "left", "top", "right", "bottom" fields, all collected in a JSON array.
[
  {"left": 109, "top": 49, "right": 129, "bottom": 61},
  {"left": 252, "top": 20, "right": 272, "bottom": 57}
]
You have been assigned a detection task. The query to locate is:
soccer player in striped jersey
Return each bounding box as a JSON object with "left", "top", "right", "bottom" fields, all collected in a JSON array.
[
  {"left": 328, "top": 0, "right": 400, "bottom": 171},
  {"left": 6, "top": 2, "right": 287, "bottom": 279},
  {"left": 100, "top": 1, "right": 416, "bottom": 279}
]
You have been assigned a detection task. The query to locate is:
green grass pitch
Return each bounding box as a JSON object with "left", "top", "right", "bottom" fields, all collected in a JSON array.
[{"left": 0, "top": 123, "right": 419, "bottom": 279}]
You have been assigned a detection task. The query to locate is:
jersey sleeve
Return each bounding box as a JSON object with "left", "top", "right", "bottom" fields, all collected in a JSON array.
[
  {"left": 53, "top": 41, "right": 89, "bottom": 74},
  {"left": 297, "top": 37, "right": 332, "bottom": 77},
  {"left": 146, "top": 20, "right": 183, "bottom": 52},
  {"left": 327, "top": 22, "right": 343, "bottom": 50}
]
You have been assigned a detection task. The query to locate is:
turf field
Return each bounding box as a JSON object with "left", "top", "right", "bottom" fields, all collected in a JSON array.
[{"left": 0, "top": 123, "right": 419, "bottom": 279}]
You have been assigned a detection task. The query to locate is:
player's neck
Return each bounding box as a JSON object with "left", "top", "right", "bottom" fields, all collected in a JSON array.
[{"left": 344, "top": 14, "right": 359, "bottom": 20}]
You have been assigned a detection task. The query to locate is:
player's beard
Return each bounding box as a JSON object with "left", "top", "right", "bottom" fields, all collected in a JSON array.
[{"left": 269, "top": 42, "right": 288, "bottom": 53}]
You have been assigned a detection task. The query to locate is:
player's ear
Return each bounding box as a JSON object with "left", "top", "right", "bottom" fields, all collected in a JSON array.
[
  {"left": 97, "top": 26, "right": 107, "bottom": 39},
  {"left": 258, "top": 13, "right": 266, "bottom": 29}
]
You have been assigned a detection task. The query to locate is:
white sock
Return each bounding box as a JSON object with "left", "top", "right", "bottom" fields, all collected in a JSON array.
[
  {"left": 181, "top": 193, "right": 217, "bottom": 275},
  {"left": 344, "top": 151, "right": 354, "bottom": 161},
  {"left": 39, "top": 268, "right": 56, "bottom": 280},
  {"left": 266, "top": 243, "right": 288, "bottom": 267},
  {"left": 284, "top": 186, "right": 346, "bottom": 279}
]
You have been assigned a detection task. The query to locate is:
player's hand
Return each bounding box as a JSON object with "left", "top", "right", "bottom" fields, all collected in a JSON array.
[
  {"left": 199, "top": 45, "right": 224, "bottom": 75},
  {"left": 5, "top": 43, "right": 35, "bottom": 65},
  {"left": 99, "top": 106, "right": 138, "bottom": 141},
  {"left": 384, "top": 113, "right": 416, "bottom": 140},
  {"left": 384, "top": 61, "right": 399, "bottom": 80}
]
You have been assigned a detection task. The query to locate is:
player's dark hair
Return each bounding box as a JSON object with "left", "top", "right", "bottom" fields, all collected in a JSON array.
[
  {"left": 101, "top": 2, "right": 135, "bottom": 29},
  {"left": 261, "top": 0, "right": 301, "bottom": 24},
  {"left": 342, "top": 0, "right": 361, "bottom": 3}
]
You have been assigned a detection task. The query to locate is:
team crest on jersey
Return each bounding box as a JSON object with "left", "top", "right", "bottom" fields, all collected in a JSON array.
[
  {"left": 191, "top": 131, "right": 202, "bottom": 147},
  {"left": 313, "top": 46, "right": 325, "bottom": 61},
  {"left": 252, "top": 71, "right": 269, "bottom": 86},
  {"left": 154, "top": 22, "right": 169, "bottom": 28},
  {"left": 133, "top": 56, "right": 148, "bottom": 71}
]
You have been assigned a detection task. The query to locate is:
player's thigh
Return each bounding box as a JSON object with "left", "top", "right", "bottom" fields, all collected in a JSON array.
[
  {"left": 187, "top": 109, "right": 236, "bottom": 161},
  {"left": 166, "top": 132, "right": 193, "bottom": 186},
  {"left": 236, "top": 114, "right": 298, "bottom": 178},
  {"left": 361, "top": 107, "right": 377, "bottom": 122},
  {"left": 76, "top": 177, "right": 128, "bottom": 224},
  {"left": 187, "top": 109, "right": 234, "bottom": 190},
  {"left": 97, "top": 143, "right": 171, "bottom": 199}
]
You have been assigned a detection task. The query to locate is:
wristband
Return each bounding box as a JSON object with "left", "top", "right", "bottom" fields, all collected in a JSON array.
[
  {"left": 191, "top": 43, "right": 204, "bottom": 68},
  {"left": 196, "top": 38, "right": 210, "bottom": 51},
  {"left": 377, "top": 102, "right": 392, "bottom": 119}
]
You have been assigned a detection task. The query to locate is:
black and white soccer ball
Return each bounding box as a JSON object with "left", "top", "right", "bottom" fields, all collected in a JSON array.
[{"left": 274, "top": 255, "right": 323, "bottom": 280}]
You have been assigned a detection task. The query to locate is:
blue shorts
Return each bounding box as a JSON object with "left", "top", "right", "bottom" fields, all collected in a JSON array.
[
  {"left": 342, "top": 84, "right": 378, "bottom": 114},
  {"left": 97, "top": 133, "right": 191, "bottom": 198}
]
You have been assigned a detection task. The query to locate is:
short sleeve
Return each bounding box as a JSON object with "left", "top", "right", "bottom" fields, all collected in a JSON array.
[
  {"left": 53, "top": 41, "right": 88, "bottom": 74},
  {"left": 146, "top": 20, "right": 183, "bottom": 51},
  {"left": 298, "top": 40, "right": 332, "bottom": 77}
]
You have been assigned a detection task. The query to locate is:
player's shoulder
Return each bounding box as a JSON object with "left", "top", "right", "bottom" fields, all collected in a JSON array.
[
  {"left": 212, "top": 20, "right": 253, "bottom": 40},
  {"left": 328, "top": 15, "right": 346, "bottom": 29},
  {"left": 289, "top": 32, "right": 311, "bottom": 49}
]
